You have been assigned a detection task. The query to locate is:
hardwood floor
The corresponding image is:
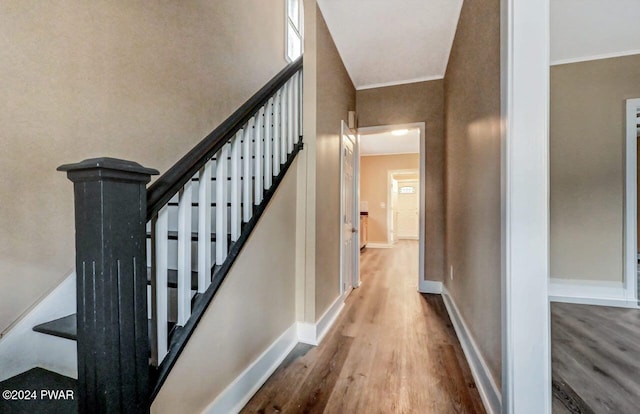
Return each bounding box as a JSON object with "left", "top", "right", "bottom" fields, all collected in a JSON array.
[
  {"left": 241, "top": 241, "right": 485, "bottom": 413},
  {"left": 551, "top": 302, "right": 640, "bottom": 413}
]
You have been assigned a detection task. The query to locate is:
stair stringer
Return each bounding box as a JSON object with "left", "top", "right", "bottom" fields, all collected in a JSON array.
[
  {"left": 151, "top": 157, "right": 299, "bottom": 414},
  {"left": 0, "top": 272, "right": 77, "bottom": 382}
]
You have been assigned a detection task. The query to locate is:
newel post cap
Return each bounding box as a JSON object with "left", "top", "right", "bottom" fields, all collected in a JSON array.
[{"left": 58, "top": 157, "right": 159, "bottom": 183}]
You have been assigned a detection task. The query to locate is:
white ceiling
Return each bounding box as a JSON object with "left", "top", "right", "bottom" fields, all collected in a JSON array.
[
  {"left": 360, "top": 129, "right": 420, "bottom": 156},
  {"left": 317, "top": 0, "right": 463, "bottom": 90},
  {"left": 551, "top": 0, "right": 640, "bottom": 65}
]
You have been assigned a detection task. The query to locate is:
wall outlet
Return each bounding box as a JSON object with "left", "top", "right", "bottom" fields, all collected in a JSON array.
[{"left": 450, "top": 265, "right": 454, "bottom": 280}]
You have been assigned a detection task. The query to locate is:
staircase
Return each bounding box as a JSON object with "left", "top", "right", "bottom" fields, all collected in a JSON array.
[{"left": 0, "top": 57, "right": 303, "bottom": 413}]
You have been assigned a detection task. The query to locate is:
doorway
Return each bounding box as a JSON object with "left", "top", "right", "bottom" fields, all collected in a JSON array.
[
  {"left": 625, "top": 98, "right": 640, "bottom": 303},
  {"left": 357, "top": 122, "right": 426, "bottom": 290}
]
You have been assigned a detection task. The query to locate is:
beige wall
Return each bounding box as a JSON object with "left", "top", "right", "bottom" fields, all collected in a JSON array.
[
  {"left": 550, "top": 54, "right": 640, "bottom": 282},
  {"left": 360, "top": 154, "right": 420, "bottom": 243},
  {"left": 444, "top": 0, "right": 502, "bottom": 386},
  {"left": 356, "top": 81, "right": 445, "bottom": 282},
  {"left": 152, "top": 161, "right": 298, "bottom": 414},
  {"left": 314, "top": 6, "right": 356, "bottom": 319},
  {"left": 0, "top": 1, "right": 288, "bottom": 335}
]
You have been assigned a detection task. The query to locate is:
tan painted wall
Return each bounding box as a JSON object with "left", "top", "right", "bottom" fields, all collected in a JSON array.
[
  {"left": 314, "top": 7, "right": 356, "bottom": 319},
  {"left": 360, "top": 154, "right": 420, "bottom": 243},
  {"left": 550, "top": 54, "right": 640, "bottom": 282},
  {"left": 444, "top": 0, "right": 502, "bottom": 386},
  {"left": 152, "top": 160, "right": 298, "bottom": 414},
  {"left": 0, "top": 1, "right": 287, "bottom": 334},
  {"left": 356, "top": 80, "right": 445, "bottom": 282}
]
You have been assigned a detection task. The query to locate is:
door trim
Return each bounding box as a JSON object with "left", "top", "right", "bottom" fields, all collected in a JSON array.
[
  {"left": 625, "top": 98, "right": 640, "bottom": 304},
  {"left": 358, "top": 122, "right": 426, "bottom": 291},
  {"left": 340, "top": 121, "right": 360, "bottom": 293}
]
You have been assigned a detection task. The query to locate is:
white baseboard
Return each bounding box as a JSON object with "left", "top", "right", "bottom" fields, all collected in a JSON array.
[
  {"left": 418, "top": 280, "right": 443, "bottom": 294},
  {"left": 398, "top": 235, "right": 419, "bottom": 240},
  {"left": 203, "top": 323, "right": 298, "bottom": 414},
  {"left": 297, "top": 293, "right": 345, "bottom": 346},
  {"left": 549, "top": 278, "right": 639, "bottom": 309},
  {"left": 205, "top": 294, "right": 347, "bottom": 413},
  {"left": 365, "top": 243, "right": 392, "bottom": 249},
  {"left": 441, "top": 288, "right": 501, "bottom": 414},
  {"left": 0, "top": 271, "right": 77, "bottom": 382}
]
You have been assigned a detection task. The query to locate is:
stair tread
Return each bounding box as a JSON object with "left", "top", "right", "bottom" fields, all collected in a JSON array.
[
  {"left": 146, "top": 231, "right": 232, "bottom": 242},
  {"left": 167, "top": 202, "right": 241, "bottom": 207},
  {"left": 191, "top": 176, "right": 257, "bottom": 182},
  {"left": 146, "top": 267, "right": 198, "bottom": 290},
  {"left": 33, "top": 314, "right": 77, "bottom": 341},
  {"left": 0, "top": 368, "right": 77, "bottom": 413}
]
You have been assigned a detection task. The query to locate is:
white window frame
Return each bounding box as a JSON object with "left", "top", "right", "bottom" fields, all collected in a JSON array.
[{"left": 286, "top": 0, "right": 303, "bottom": 62}]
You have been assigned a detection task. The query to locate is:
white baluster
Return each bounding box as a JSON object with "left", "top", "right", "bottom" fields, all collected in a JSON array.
[
  {"left": 298, "top": 71, "right": 303, "bottom": 135},
  {"left": 230, "top": 131, "right": 242, "bottom": 241},
  {"left": 177, "top": 181, "right": 193, "bottom": 326},
  {"left": 273, "top": 91, "right": 281, "bottom": 176},
  {"left": 280, "top": 83, "right": 288, "bottom": 164},
  {"left": 264, "top": 97, "right": 274, "bottom": 189},
  {"left": 287, "top": 79, "right": 294, "bottom": 153},
  {"left": 197, "top": 162, "right": 212, "bottom": 292},
  {"left": 243, "top": 118, "right": 254, "bottom": 221},
  {"left": 216, "top": 144, "right": 229, "bottom": 264},
  {"left": 152, "top": 205, "right": 169, "bottom": 364},
  {"left": 255, "top": 107, "right": 264, "bottom": 204},
  {"left": 294, "top": 72, "right": 300, "bottom": 145}
]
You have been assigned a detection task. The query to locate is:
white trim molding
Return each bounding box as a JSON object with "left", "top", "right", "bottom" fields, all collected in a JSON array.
[
  {"left": 356, "top": 75, "right": 444, "bottom": 91},
  {"left": 551, "top": 49, "right": 640, "bottom": 67},
  {"left": 501, "top": 0, "right": 551, "bottom": 411},
  {"left": 365, "top": 242, "right": 393, "bottom": 249},
  {"left": 297, "top": 293, "right": 345, "bottom": 346},
  {"left": 0, "top": 272, "right": 77, "bottom": 382},
  {"left": 625, "top": 98, "right": 640, "bottom": 306},
  {"left": 442, "top": 289, "right": 501, "bottom": 414},
  {"left": 549, "top": 278, "right": 639, "bottom": 309},
  {"left": 203, "top": 323, "right": 299, "bottom": 414},
  {"left": 418, "top": 280, "right": 443, "bottom": 294}
]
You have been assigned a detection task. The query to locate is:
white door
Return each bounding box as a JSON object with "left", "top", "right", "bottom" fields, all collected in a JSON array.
[
  {"left": 390, "top": 180, "right": 399, "bottom": 243},
  {"left": 341, "top": 122, "right": 359, "bottom": 294},
  {"left": 396, "top": 180, "right": 419, "bottom": 239}
]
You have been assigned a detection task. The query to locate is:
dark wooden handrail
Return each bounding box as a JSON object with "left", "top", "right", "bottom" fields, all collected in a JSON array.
[{"left": 146, "top": 56, "right": 303, "bottom": 218}]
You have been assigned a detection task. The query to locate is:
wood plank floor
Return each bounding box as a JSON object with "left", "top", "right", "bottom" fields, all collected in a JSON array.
[
  {"left": 551, "top": 302, "right": 640, "bottom": 413},
  {"left": 241, "top": 241, "right": 485, "bottom": 413}
]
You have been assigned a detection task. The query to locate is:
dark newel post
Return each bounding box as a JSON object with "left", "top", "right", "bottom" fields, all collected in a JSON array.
[{"left": 58, "top": 158, "right": 158, "bottom": 414}]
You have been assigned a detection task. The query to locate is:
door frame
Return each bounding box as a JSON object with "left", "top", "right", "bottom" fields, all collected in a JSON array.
[
  {"left": 624, "top": 98, "right": 640, "bottom": 304},
  {"left": 388, "top": 172, "right": 419, "bottom": 241},
  {"left": 358, "top": 122, "right": 426, "bottom": 291},
  {"left": 340, "top": 121, "right": 360, "bottom": 292}
]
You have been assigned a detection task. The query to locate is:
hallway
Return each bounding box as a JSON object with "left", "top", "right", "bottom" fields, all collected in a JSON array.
[{"left": 241, "top": 241, "right": 485, "bottom": 413}]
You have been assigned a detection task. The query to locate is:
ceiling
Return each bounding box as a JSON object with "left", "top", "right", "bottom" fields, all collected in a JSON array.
[
  {"left": 551, "top": 0, "right": 640, "bottom": 64},
  {"left": 317, "top": 0, "right": 463, "bottom": 90},
  {"left": 360, "top": 129, "right": 420, "bottom": 156},
  {"left": 316, "top": 0, "right": 640, "bottom": 88}
]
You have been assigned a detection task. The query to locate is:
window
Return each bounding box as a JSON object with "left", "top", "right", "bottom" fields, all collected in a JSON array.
[
  {"left": 399, "top": 186, "right": 416, "bottom": 194},
  {"left": 286, "top": 0, "right": 303, "bottom": 62}
]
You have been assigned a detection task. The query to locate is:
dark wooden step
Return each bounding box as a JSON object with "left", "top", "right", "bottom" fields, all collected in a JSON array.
[
  {"left": 33, "top": 292, "right": 201, "bottom": 342},
  {"left": 147, "top": 231, "right": 220, "bottom": 242},
  {"left": 0, "top": 368, "right": 77, "bottom": 413},
  {"left": 191, "top": 176, "right": 257, "bottom": 182},
  {"left": 33, "top": 314, "right": 77, "bottom": 341},
  {"left": 146, "top": 268, "right": 198, "bottom": 290},
  {"left": 167, "top": 202, "right": 241, "bottom": 208}
]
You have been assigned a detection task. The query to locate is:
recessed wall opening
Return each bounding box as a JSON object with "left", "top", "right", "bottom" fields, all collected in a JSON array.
[{"left": 356, "top": 123, "right": 425, "bottom": 290}]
